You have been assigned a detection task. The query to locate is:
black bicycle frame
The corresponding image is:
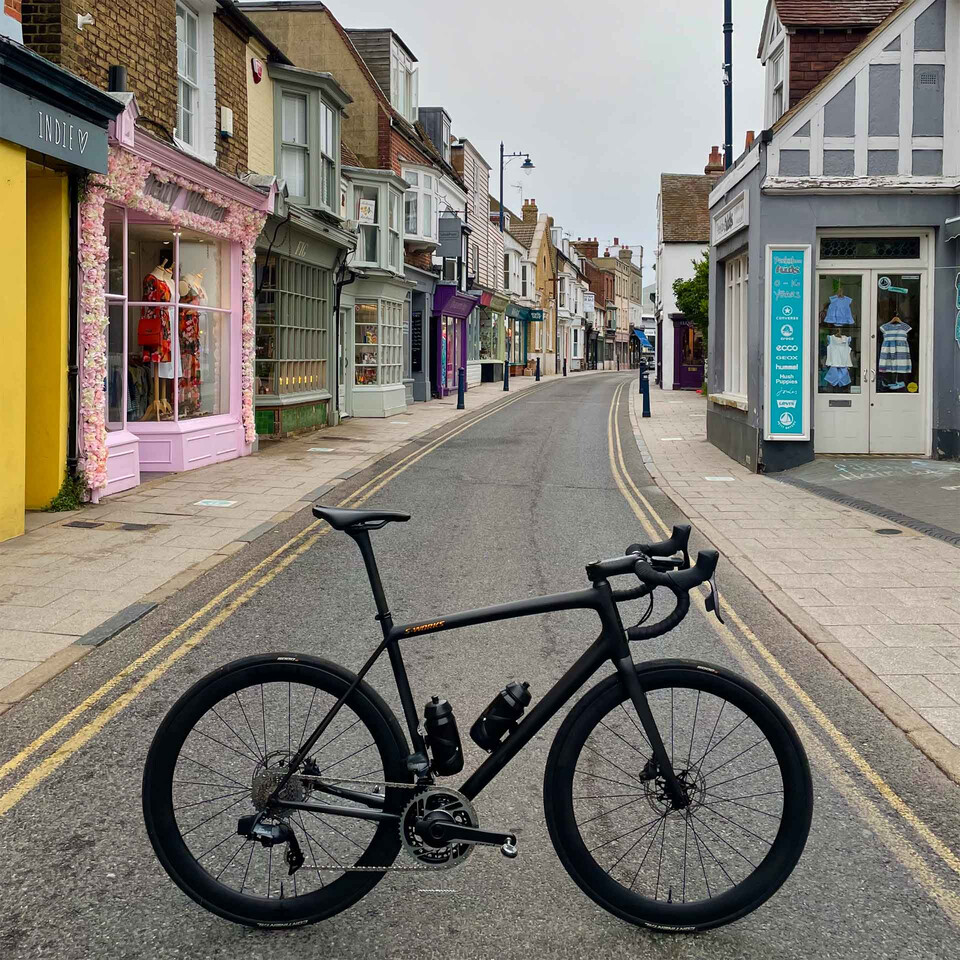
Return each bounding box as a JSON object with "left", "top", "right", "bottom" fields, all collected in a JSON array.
[{"left": 273, "top": 527, "right": 685, "bottom": 819}]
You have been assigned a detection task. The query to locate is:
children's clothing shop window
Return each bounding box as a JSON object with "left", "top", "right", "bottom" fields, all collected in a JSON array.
[
  {"left": 104, "top": 206, "right": 231, "bottom": 428},
  {"left": 355, "top": 300, "right": 404, "bottom": 386},
  {"left": 817, "top": 274, "right": 862, "bottom": 395},
  {"left": 255, "top": 255, "right": 331, "bottom": 399},
  {"left": 176, "top": 3, "right": 200, "bottom": 149},
  {"left": 723, "top": 254, "right": 748, "bottom": 398}
]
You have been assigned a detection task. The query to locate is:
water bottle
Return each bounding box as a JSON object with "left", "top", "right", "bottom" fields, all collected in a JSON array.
[
  {"left": 470, "top": 681, "right": 531, "bottom": 752},
  {"left": 423, "top": 696, "right": 464, "bottom": 775}
]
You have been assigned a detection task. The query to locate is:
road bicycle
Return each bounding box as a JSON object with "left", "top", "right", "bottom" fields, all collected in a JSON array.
[{"left": 143, "top": 505, "right": 813, "bottom": 932}]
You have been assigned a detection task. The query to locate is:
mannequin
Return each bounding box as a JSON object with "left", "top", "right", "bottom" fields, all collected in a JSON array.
[
  {"left": 179, "top": 270, "right": 206, "bottom": 417},
  {"left": 140, "top": 259, "right": 175, "bottom": 421}
]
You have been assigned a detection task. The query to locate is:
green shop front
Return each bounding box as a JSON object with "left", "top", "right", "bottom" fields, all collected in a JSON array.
[
  {"left": 505, "top": 303, "right": 543, "bottom": 375},
  {"left": 254, "top": 208, "right": 355, "bottom": 436}
]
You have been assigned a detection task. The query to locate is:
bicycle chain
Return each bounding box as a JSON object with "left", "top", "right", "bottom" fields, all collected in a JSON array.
[{"left": 289, "top": 777, "right": 460, "bottom": 872}]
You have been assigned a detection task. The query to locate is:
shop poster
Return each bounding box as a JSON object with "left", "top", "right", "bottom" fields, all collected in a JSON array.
[{"left": 765, "top": 245, "right": 811, "bottom": 441}]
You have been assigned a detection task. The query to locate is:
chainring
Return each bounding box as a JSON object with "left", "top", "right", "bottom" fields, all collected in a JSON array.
[{"left": 400, "top": 787, "right": 478, "bottom": 870}]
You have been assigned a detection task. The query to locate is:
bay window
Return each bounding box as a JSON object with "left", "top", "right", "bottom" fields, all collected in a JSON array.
[
  {"left": 355, "top": 300, "right": 404, "bottom": 386},
  {"left": 349, "top": 173, "right": 406, "bottom": 275},
  {"left": 271, "top": 65, "right": 348, "bottom": 212},
  {"left": 723, "top": 254, "right": 748, "bottom": 399}
]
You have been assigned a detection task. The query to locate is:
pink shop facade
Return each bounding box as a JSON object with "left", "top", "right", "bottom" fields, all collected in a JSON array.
[{"left": 78, "top": 100, "right": 273, "bottom": 500}]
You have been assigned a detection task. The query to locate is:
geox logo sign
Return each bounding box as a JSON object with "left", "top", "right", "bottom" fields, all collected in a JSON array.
[{"left": 405, "top": 620, "right": 445, "bottom": 634}]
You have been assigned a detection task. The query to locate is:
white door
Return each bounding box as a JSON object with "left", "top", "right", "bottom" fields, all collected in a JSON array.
[
  {"left": 814, "top": 272, "right": 869, "bottom": 454},
  {"left": 867, "top": 271, "right": 926, "bottom": 454},
  {"left": 338, "top": 306, "right": 353, "bottom": 419}
]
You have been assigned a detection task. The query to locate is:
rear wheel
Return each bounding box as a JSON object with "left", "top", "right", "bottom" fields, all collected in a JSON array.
[
  {"left": 142, "top": 654, "right": 411, "bottom": 928},
  {"left": 544, "top": 659, "right": 812, "bottom": 931}
]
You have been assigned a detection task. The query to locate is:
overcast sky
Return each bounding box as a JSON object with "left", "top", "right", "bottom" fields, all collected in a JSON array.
[{"left": 330, "top": 0, "right": 769, "bottom": 272}]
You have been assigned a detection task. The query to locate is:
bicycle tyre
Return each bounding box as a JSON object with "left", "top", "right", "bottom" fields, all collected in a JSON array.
[
  {"left": 543, "top": 659, "right": 812, "bottom": 932},
  {"left": 143, "top": 654, "right": 411, "bottom": 928}
]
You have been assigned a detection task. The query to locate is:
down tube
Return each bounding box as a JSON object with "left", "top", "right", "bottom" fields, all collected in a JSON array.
[{"left": 458, "top": 634, "right": 611, "bottom": 801}]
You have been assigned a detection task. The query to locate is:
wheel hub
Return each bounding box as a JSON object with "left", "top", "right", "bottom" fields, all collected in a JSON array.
[
  {"left": 250, "top": 751, "right": 309, "bottom": 812},
  {"left": 643, "top": 765, "right": 706, "bottom": 815}
]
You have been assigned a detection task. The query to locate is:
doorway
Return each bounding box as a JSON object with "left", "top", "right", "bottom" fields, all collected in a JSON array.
[
  {"left": 673, "top": 319, "right": 704, "bottom": 389},
  {"left": 814, "top": 269, "right": 927, "bottom": 454},
  {"left": 338, "top": 305, "right": 353, "bottom": 419}
]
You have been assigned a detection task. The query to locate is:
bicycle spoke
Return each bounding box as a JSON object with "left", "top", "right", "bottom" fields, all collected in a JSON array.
[
  {"left": 686, "top": 689, "right": 701, "bottom": 768},
  {"left": 655, "top": 811, "right": 667, "bottom": 900},
  {"left": 174, "top": 788, "right": 248, "bottom": 811},
  {"left": 689, "top": 811, "right": 757, "bottom": 870},
  {"left": 696, "top": 803, "right": 774, "bottom": 847},
  {"left": 688, "top": 815, "right": 734, "bottom": 889},
  {"left": 579, "top": 741, "right": 643, "bottom": 786},
  {"left": 197, "top": 828, "right": 243, "bottom": 863},
  {"left": 215, "top": 838, "right": 248, "bottom": 880},
  {"left": 629, "top": 816, "right": 666, "bottom": 892},
  {"left": 299, "top": 685, "right": 320, "bottom": 746},
  {"left": 299, "top": 811, "right": 344, "bottom": 867},
  {"left": 210, "top": 703, "right": 261, "bottom": 762},
  {"left": 261, "top": 684, "right": 268, "bottom": 757},
  {"left": 318, "top": 741, "right": 376, "bottom": 774},
  {"left": 689, "top": 814, "right": 712, "bottom": 898},
  {"left": 313, "top": 716, "right": 363, "bottom": 758},
  {"left": 695, "top": 714, "right": 749, "bottom": 769},
  {"left": 573, "top": 769, "right": 645, "bottom": 791},
  {"left": 588, "top": 813, "right": 663, "bottom": 854},
  {"left": 701, "top": 797, "right": 782, "bottom": 820},
  {"left": 296, "top": 811, "right": 326, "bottom": 887},
  {"left": 573, "top": 792, "right": 643, "bottom": 801},
  {"left": 682, "top": 811, "right": 690, "bottom": 902},
  {"left": 303, "top": 808, "right": 369, "bottom": 852},
  {"left": 619, "top": 702, "right": 652, "bottom": 750},
  {"left": 707, "top": 762, "right": 780, "bottom": 792},
  {"left": 579, "top": 795, "right": 644, "bottom": 827},
  {"left": 178, "top": 755, "right": 247, "bottom": 790},
  {"left": 598, "top": 718, "right": 651, "bottom": 763},
  {"left": 239, "top": 840, "right": 256, "bottom": 894},
  {"left": 606, "top": 815, "right": 665, "bottom": 872},
  {"left": 180, "top": 794, "right": 250, "bottom": 838},
  {"left": 701, "top": 734, "right": 768, "bottom": 779},
  {"left": 235, "top": 692, "right": 263, "bottom": 761},
  {"left": 190, "top": 725, "right": 259, "bottom": 766}
]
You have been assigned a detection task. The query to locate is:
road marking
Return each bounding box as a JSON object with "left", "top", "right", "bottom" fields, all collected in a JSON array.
[
  {"left": 0, "top": 389, "right": 529, "bottom": 801},
  {"left": 606, "top": 380, "right": 960, "bottom": 922}
]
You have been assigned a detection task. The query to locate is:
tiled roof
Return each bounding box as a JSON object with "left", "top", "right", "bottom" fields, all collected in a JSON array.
[
  {"left": 659, "top": 174, "right": 716, "bottom": 244},
  {"left": 341, "top": 141, "right": 362, "bottom": 167},
  {"left": 509, "top": 220, "right": 536, "bottom": 249},
  {"left": 773, "top": 0, "right": 905, "bottom": 27}
]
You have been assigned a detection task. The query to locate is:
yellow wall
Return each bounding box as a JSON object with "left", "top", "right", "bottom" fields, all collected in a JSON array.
[
  {"left": 25, "top": 167, "right": 69, "bottom": 509},
  {"left": 246, "top": 38, "right": 274, "bottom": 176},
  {"left": 0, "top": 140, "right": 26, "bottom": 542}
]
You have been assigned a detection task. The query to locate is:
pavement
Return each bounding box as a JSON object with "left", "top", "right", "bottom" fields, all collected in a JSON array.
[
  {"left": 0, "top": 369, "right": 587, "bottom": 714},
  {"left": 2, "top": 372, "right": 959, "bottom": 958},
  {"left": 629, "top": 385, "right": 960, "bottom": 780}
]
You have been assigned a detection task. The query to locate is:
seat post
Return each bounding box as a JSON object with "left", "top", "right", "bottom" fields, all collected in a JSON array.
[{"left": 347, "top": 528, "right": 392, "bottom": 632}]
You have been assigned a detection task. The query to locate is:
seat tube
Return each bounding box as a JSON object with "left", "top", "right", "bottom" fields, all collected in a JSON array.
[{"left": 349, "top": 529, "right": 391, "bottom": 630}]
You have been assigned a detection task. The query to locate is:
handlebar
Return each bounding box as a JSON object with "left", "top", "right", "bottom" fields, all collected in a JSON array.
[{"left": 625, "top": 523, "right": 691, "bottom": 571}]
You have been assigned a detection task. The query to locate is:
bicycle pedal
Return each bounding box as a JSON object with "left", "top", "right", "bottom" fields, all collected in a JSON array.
[{"left": 501, "top": 839, "right": 518, "bottom": 859}]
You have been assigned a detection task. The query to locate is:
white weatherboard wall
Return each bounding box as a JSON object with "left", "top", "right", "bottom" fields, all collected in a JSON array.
[{"left": 657, "top": 241, "right": 706, "bottom": 390}]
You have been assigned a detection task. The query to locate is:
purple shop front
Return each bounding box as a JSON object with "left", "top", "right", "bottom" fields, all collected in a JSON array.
[{"left": 433, "top": 285, "right": 478, "bottom": 397}]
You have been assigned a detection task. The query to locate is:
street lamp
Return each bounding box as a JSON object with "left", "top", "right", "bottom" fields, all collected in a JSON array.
[{"left": 499, "top": 142, "right": 535, "bottom": 232}]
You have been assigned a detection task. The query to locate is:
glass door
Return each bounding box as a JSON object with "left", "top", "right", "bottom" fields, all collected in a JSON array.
[
  {"left": 814, "top": 272, "right": 868, "bottom": 453},
  {"left": 868, "top": 271, "right": 925, "bottom": 454},
  {"left": 338, "top": 305, "right": 352, "bottom": 418}
]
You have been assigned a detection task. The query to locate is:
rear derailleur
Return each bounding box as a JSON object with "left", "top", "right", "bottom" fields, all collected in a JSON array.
[{"left": 236, "top": 815, "right": 305, "bottom": 876}]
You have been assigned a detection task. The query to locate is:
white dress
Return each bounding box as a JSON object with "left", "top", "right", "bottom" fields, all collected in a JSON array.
[{"left": 825, "top": 335, "right": 852, "bottom": 367}]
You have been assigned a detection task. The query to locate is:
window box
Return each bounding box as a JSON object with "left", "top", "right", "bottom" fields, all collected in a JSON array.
[
  {"left": 402, "top": 166, "right": 440, "bottom": 251},
  {"left": 270, "top": 64, "right": 351, "bottom": 213}
]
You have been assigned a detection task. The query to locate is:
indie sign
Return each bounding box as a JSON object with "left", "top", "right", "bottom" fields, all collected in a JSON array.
[{"left": 765, "top": 246, "right": 810, "bottom": 440}]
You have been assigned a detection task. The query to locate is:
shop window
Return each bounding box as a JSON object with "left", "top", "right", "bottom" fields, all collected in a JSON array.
[
  {"left": 103, "top": 212, "right": 232, "bottom": 427},
  {"left": 467, "top": 312, "right": 481, "bottom": 362},
  {"left": 506, "top": 318, "right": 526, "bottom": 365},
  {"left": 255, "top": 254, "right": 330, "bottom": 399},
  {"left": 479, "top": 310, "right": 501, "bottom": 360},
  {"left": 723, "top": 254, "right": 748, "bottom": 398},
  {"left": 355, "top": 300, "right": 404, "bottom": 386}
]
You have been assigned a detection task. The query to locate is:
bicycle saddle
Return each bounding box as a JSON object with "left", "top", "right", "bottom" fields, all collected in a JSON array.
[{"left": 312, "top": 504, "right": 411, "bottom": 531}]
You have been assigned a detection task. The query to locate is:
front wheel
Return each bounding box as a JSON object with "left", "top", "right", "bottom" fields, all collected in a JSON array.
[{"left": 544, "top": 659, "right": 812, "bottom": 932}]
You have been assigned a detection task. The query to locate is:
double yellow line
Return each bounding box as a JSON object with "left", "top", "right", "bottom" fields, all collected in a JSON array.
[
  {"left": 0, "top": 390, "right": 529, "bottom": 817},
  {"left": 606, "top": 380, "right": 960, "bottom": 926}
]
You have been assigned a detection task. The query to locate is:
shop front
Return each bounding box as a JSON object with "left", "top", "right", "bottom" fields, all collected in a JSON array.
[
  {"left": 405, "top": 266, "right": 435, "bottom": 403},
  {"left": 0, "top": 39, "right": 121, "bottom": 541},
  {"left": 505, "top": 303, "right": 544, "bottom": 376},
  {"left": 432, "top": 284, "right": 478, "bottom": 397},
  {"left": 473, "top": 290, "right": 508, "bottom": 383},
  {"left": 80, "top": 98, "right": 273, "bottom": 500},
  {"left": 254, "top": 209, "right": 355, "bottom": 437}
]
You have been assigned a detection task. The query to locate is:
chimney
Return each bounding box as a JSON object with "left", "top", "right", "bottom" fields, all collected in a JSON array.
[
  {"left": 522, "top": 198, "right": 538, "bottom": 223},
  {"left": 613, "top": 237, "right": 619, "bottom": 246},
  {"left": 619, "top": 247, "right": 633, "bottom": 263},
  {"left": 744, "top": 130, "right": 755, "bottom": 151},
  {"left": 572, "top": 237, "right": 599, "bottom": 259},
  {"left": 704, "top": 145, "right": 724, "bottom": 175}
]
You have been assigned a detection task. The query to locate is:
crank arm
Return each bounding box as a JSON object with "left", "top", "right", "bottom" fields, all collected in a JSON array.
[{"left": 418, "top": 818, "right": 517, "bottom": 849}]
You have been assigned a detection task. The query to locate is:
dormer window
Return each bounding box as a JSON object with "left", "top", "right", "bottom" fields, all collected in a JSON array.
[
  {"left": 441, "top": 116, "right": 451, "bottom": 164},
  {"left": 390, "top": 41, "right": 418, "bottom": 122},
  {"left": 771, "top": 48, "right": 785, "bottom": 121}
]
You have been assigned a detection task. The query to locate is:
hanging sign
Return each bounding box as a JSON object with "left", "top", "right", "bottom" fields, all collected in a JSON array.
[{"left": 765, "top": 245, "right": 811, "bottom": 441}]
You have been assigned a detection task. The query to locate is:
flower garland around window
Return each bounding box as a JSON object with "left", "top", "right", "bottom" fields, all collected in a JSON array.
[{"left": 77, "top": 147, "right": 267, "bottom": 494}]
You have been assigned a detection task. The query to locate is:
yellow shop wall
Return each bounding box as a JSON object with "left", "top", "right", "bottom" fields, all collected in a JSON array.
[
  {"left": 0, "top": 140, "right": 27, "bottom": 543},
  {"left": 25, "top": 167, "right": 69, "bottom": 509}
]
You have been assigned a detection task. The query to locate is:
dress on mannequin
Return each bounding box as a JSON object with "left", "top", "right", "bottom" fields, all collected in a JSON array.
[
  {"left": 179, "top": 273, "right": 205, "bottom": 417},
  {"left": 140, "top": 268, "right": 177, "bottom": 379}
]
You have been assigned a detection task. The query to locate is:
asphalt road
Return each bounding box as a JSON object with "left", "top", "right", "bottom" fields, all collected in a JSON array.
[{"left": 2, "top": 372, "right": 959, "bottom": 959}]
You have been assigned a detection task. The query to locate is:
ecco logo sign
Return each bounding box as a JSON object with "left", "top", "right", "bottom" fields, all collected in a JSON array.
[{"left": 776, "top": 344, "right": 799, "bottom": 352}]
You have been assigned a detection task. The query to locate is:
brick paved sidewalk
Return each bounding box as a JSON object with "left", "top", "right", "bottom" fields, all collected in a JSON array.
[
  {"left": 0, "top": 370, "right": 595, "bottom": 712},
  {"left": 629, "top": 386, "right": 960, "bottom": 780}
]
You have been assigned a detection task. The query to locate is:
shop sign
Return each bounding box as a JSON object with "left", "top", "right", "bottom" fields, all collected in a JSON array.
[
  {"left": 0, "top": 85, "right": 108, "bottom": 173},
  {"left": 438, "top": 215, "right": 462, "bottom": 259},
  {"left": 411, "top": 309, "right": 423, "bottom": 373},
  {"left": 583, "top": 292, "right": 595, "bottom": 313},
  {"left": 764, "top": 245, "right": 811, "bottom": 441},
  {"left": 527, "top": 309, "right": 544, "bottom": 322},
  {"left": 711, "top": 191, "right": 749, "bottom": 246}
]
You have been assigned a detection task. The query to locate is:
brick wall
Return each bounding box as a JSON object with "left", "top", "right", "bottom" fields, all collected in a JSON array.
[
  {"left": 379, "top": 113, "right": 433, "bottom": 176},
  {"left": 213, "top": 12, "right": 248, "bottom": 174},
  {"left": 404, "top": 248, "right": 432, "bottom": 270},
  {"left": 5, "top": 0, "right": 21, "bottom": 21},
  {"left": 21, "top": 2, "right": 58, "bottom": 58},
  {"left": 789, "top": 28, "right": 870, "bottom": 107}
]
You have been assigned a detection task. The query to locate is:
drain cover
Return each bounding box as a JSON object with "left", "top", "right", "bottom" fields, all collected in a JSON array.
[{"left": 875, "top": 528, "right": 902, "bottom": 535}]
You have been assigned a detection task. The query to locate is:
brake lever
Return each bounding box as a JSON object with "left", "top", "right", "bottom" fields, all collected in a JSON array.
[{"left": 704, "top": 577, "right": 725, "bottom": 624}]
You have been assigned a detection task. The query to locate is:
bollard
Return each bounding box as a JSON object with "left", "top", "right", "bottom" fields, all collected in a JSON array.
[
  {"left": 503, "top": 358, "right": 510, "bottom": 392},
  {"left": 457, "top": 367, "right": 465, "bottom": 410},
  {"left": 535, "top": 357, "right": 541, "bottom": 382},
  {"left": 563, "top": 358, "right": 567, "bottom": 377},
  {"left": 640, "top": 365, "right": 651, "bottom": 418}
]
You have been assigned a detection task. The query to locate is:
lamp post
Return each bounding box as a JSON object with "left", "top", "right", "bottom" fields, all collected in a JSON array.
[{"left": 499, "top": 142, "right": 534, "bottom": 232}]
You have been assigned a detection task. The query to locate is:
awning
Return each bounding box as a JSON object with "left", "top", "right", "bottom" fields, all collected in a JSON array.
[
  {"left": 632, "top": 328, "right": 653, "bottom": 348},
  {"left": 433, "top": 284, "right": 479, "bottom": 319},
  {"left": 506, "top": 304, "right": 544, "bottom": 322}
]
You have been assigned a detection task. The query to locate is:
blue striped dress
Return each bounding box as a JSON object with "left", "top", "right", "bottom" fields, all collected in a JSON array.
[{"left": 878, "top": 321, "right": 912, "bottom": 373}]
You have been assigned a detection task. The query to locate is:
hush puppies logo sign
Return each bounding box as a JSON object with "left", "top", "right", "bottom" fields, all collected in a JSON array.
[{"left": 767, "top": 248, "right": 808, "bottom": 439}]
